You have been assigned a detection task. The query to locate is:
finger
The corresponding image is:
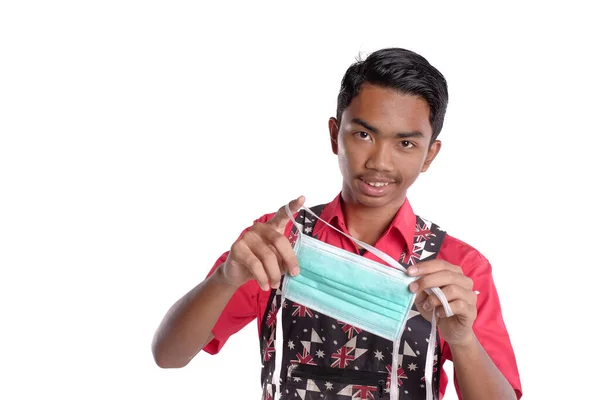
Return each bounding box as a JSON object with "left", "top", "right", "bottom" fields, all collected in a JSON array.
[
  {"left": 266, "top": 243, "right": 283, "bottom": 269},
  {"left": 406, "top": 259, "right": 462, "bottom": 277},
  {"left": 245, "top": 231, "right": 285, "bottom": 289},
  {"left": 417, "top": 284, "right": 477, "bottom": 312},
  {"left": 268, "top": 195, "right": 306, "bottom": 232},
  {"left": 254, "top": 223, "right": 299, "bottom": 275},
  {"left": 434, "top": 299, "right": 476, "bottom": 319},
  {"left": 409, "top": 270, "right": 473, "bottom": 293},
  {"left": 413, "top": 290, "right": 428, "bottom": 306},
  {"left": 232, "top": 240, "right": 271, "bottom": 291}
]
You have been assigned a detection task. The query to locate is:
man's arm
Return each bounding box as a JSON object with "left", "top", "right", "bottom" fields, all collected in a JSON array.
[
  {"left": 151, "top": 195, "right": 305, "bottom": 368},
  {"left": 151, "top": 265, "right": 237, "bottom": 368},
  {"left": 407, "top": 259, "right": 520, "bottom": 400},
  {"left": 449, "top": 333, "right": 516, "bottom": 399}
]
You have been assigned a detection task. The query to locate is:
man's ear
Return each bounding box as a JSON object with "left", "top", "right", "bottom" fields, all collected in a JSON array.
[
  {"left": 329, "top": 117, "right": 339, "bottom": 155},
  {"left": 421, "top": 140, "right": 442, "bottom": 172}
]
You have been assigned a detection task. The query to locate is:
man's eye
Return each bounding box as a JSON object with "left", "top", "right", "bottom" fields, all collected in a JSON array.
[
  {"left": 356, "top": 131, "right": 370, "bottom": 140},
  {"left": 401, "top": 140, "right": 414, "bottom": 148}
]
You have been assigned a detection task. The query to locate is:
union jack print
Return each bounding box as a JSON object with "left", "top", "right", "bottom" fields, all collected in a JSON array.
[
  {"left": 263, "top": 333, "right": 275, "bottom": 362},
  {"left": 331, "top": 346, "right": 356, "bottom": 368},
  {"left": 290, "top": 347, "right": 317, "bottom": 365},
  {"left": 352, "top": 385, "right": 379, "bottom": 399},
  {"left": 265, "top": 301, "right": 278, "bottom": 329},
  {"left": 414, "top": 221, "right": 435, "bottom": 242},
  {"left": 399, "top": 250, "right": 421, "bottom": 266},
  {"left": 338, "top": 321, "right": 362, "bottom": 339},
  {"left": 292, "top": 303, "right": 314, "bottom": 318},
  {"left": 386, "top": 365, "right": 408, "bottom": 388}
]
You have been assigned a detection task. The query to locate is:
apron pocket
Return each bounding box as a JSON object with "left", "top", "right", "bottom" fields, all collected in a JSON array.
[{"left": 285, "top": 363, "right": 387, "bottom": 399}]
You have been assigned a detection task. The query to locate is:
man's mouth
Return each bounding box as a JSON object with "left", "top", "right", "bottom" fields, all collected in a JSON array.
[
  {"left": 357, "top": 178, "right": 396, "bottom": 197},
  {"left": 364, "top": 181, "right": 390, "bottom": 188},
  {"left": 359, "top": 178, "right": 395, "bottom": 188}
]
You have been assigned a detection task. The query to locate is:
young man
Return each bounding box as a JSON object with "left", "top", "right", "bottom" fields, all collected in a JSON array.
[{"left": 152, "top": 48, "right": 522, "bottom": 399}]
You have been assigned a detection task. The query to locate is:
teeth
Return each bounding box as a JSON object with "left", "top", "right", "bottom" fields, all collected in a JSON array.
[{"left": 367, "top": 181, "right": 389, "bottom": 187}]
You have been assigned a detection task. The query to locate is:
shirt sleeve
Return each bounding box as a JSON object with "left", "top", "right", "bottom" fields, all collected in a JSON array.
[
  {"left": 440, "top": 248, "right": 523, "bottom": 399},
  {"left": 202, "top": 212, "right": 279, "bottom": 355}
]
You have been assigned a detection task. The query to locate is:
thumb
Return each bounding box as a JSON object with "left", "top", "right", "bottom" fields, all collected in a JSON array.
[{"left": 268, "top": 195, "right": 305, "bottom": 231}]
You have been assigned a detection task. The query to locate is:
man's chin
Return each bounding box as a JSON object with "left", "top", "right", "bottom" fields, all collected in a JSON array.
[
  {"left": 350, "top": 191, "right": 394, "bottom": 208},
  {"left": 342, "top": 182, "right": 405, "bottom": 208},
  {"left": 348, "top": 186, "right": 406, "bottom": 209}
]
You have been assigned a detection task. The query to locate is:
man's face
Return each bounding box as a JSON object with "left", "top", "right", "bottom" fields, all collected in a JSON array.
[{"left": 329, "top": 83, "right": 441, "bottom": 210}]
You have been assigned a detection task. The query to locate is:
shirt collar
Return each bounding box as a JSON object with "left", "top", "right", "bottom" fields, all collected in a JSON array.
[{"left": 312, "top": 192, "right": 416, "bottom": 251}]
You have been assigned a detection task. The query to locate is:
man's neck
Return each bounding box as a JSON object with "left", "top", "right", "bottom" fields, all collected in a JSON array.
[{"left": 340, "top": 196, "right": 405, "bottom": 246}]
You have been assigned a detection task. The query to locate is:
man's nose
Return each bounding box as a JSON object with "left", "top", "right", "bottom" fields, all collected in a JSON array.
[{"left": 365, "top": 142, "right": 393, "bottom": 172}]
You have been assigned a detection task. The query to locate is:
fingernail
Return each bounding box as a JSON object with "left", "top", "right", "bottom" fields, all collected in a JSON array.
[
  {"left": 261, "top": 284, "right": 270, "bottom": 291},
  {"left": 291, "top": 266, "right": 300, "bottom": 276},
  {"left": 422, "top": 301, "right": 431, "bottom": 311},
  {"left": 407, "top": 266, "right": 418, "bottom": 276},
  {"left": 409, "top": 282, "right": 418, "bottom": 292},
  {"left": 436, "top": 309, "right": 443, "bottom": 317}
]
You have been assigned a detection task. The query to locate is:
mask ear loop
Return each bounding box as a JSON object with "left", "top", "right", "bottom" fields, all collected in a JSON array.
[
  {"left": 390, "top": 335, "right": 401, "bottom": 399},
  {"left": 273, "top": 290, "right": 284, "bottom": 400},
  {"left": 424, "top": 310, "right": 439, "bottom": 400},
  {"left": 273, "top": 204, "right": 306, "bottom": 399},
  {"left": 284, "top": 203, "right": 454, "bottom": 400},
  {"left": 302, "top": 206, "right": 408, "bottom": 274},
  {"left": 285, "top": 203, "right": 304, "bottom": 232}
]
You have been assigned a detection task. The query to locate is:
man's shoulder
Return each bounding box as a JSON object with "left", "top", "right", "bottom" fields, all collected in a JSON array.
[
  {"left": 414, "top": 214, "right": 487, "bottom": 265},
  {"left": 439, "top": 233, "right": 492, "bottom": 276}
]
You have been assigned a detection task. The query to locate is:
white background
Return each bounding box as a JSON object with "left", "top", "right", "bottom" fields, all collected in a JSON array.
[{"left": 1, "top": 1, "right": 599, "bottom": 399}]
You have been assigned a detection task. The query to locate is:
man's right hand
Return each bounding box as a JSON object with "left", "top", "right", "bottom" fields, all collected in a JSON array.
[{"left": 220, "top": 196, "right": 305, "bottom": 291}]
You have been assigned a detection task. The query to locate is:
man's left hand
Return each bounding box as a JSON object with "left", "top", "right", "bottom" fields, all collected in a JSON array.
[{"left": 407, "top": 260, "right": 478, "bottom": 346}]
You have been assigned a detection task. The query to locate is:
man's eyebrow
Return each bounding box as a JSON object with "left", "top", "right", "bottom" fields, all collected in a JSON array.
[
  {"left": 394, "top": 131, "right": 425, "bottom": 139},
  {"left": 352, "top": 118, "right": 380, "bottom": 134},
  {"left": 351, "top": 117, "right": 425, "bottom": 139}
]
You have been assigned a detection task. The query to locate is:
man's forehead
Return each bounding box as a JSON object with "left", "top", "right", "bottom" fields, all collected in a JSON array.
[{"left": 341, "top": 88, "right": 433, "bottom": 138}]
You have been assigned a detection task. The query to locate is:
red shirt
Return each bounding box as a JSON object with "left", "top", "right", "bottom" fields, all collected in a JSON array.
[{"left": 203, "top": 194, "right": 522, "bottom": 399}]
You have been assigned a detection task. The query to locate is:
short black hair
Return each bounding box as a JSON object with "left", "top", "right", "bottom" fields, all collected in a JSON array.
[{"left": 336, "top": 48, "right": 449, "bottom": 141}]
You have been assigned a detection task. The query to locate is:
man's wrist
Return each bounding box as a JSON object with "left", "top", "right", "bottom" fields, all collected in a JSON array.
[
  {"left": 447, "top": 330, "right": 479, "bottom": 352},
  {"left": 212, "top": 263, "right": 242, "bottom": 292}
]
